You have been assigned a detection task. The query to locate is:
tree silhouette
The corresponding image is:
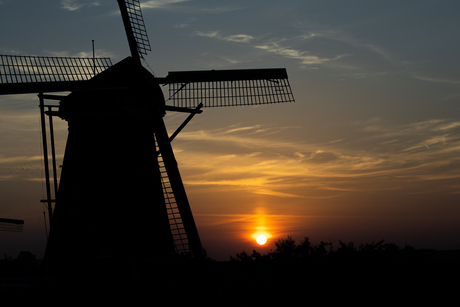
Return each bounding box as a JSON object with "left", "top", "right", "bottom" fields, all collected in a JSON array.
[
  {"left": 273, "top": 235, "right": 296, "bottom": 259},
  {"left": 296, "top": 237, "right": 313, "bottom": 257}
]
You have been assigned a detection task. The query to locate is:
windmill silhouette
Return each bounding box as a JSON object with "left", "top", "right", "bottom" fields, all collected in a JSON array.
[{"left": 0, "top": 0, "right": 294, "bottom": 277}]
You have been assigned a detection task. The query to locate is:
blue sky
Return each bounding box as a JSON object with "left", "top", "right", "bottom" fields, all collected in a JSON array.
[{"left": 1, "top": 0, "right": 460, "bottom": 260}]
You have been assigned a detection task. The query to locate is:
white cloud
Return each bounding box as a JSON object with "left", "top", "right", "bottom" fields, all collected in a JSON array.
[
  {"left": 194, "top": 31, "right": 346, "bottom": 67},
  {"left": 194, "top": 31, "right": 220, "bottom": 39},
  {"left": 175, "top": 24, "right": 189, "bottom": 28},
  {"left": 224, "top": 34, "right": 255, "bottom": 44},
  {"left": 302, "top": 30, "right": 395, "bottom": 64},
  {"left": 61, "top": 0, "right": 100, "bottom": 11},
  {"left": 255, "top": 42, "right": 347, "bottom": 66},
  {"left": 413, "top": 75, "right": 460, "bottom": 85},
  {"left": 225, "top": 125, "right": 262, "bottom": 134},
  {"left": 194, "top": 31, "right": 255, "bottom": 44},
  {"left": 141, "top": 0, "right": 190, "bottom": 9},
  {"left": 435, "top": 122, "right": 460, "bottom": 131}
]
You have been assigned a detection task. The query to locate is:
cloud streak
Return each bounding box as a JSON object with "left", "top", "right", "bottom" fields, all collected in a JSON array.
[
  {"left": 413, "top": 75, "right": 460, "bottom": 85},
  {"left": 254, "top": 42, "right": 348, "bottom": 66},
  {"left": 194, "top": 31, "right": 346, "bottom": 67},
  {"left": 175, "top": 118, "right": 460, "bottom": 199},
  {"left": 141, "top": 0, "right": 190, "bottom": 10},
  {"left": 61, "top": 0, "right": 100, "bottom": 11},
  {"left": 194, "top": 31, "right": 256, "bottom": 44}
]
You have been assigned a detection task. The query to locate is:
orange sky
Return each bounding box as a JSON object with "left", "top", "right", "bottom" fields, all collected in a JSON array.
[
  {"left": 167, "top": 105, "right": 460, "bottom": 259},
  {"left": 1, "top": 1, "right": 460, "bottom": 260}
]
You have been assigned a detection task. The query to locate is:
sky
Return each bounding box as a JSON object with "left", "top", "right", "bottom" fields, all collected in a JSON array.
[{"left": 1, "top": 0, "right": 460, "bottom": 261}]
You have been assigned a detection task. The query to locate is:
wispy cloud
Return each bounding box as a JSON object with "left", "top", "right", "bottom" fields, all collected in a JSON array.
[
  {"left": 194, "top": 31, "right": 347, "bottom": 68},
  {"left": 413, "top": 75, "right": 460, "bottom": 85},
  {"left": 194, "top": 31, "right": 256, "bottom": 44},
  {"left": 61, "top": 0, "right": 100, "bottom": 11},
  {"left": 224, "top": 34, "right": 256, "bottom": 44},
  {"left": 255, "top": 42, "right": 348, "bottom": 66},
  {"left": 225, "top": 125, "right": 262, "bottom": 134},
  {"left": 141, "top": 0, "right": 190, "bottom": 9},
  {"left": 303, "top": 29, "right": 460, "bottom": 85},
  {"left": 300, "top": 29, "right": 396, "bottom": 64},
  {"left": 435, "top": 122, "right": 460, "bottom": 131},
  {"left": 194, "top": 31, "right": 219, "bottom": 39},
  {"left": 174, "top": 118, "right": 460, "bottom": 198},
  {"left": 0, "top": 155, "right": 43, "bottom": 165}
]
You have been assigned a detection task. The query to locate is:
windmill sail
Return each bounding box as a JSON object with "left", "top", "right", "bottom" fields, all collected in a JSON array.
[
  {"left": 118, "top": 0, "right": 151, "bottom": 61},
  {"left": 0, "top": 218, "right": 24, "bottom": 232},
  {"left": 0, "top": 54, "right": 112, "bottom": 95},
  {"left": 162, "top": 68, "right": 295, "bottom": 109}
]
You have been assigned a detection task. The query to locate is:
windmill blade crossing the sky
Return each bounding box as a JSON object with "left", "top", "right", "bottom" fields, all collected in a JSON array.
[
  {"left": 117, "top": 0, "right": 151, "bottom": 62},
  {"left": 162, "top": 68, "right": 295, "bottom": 109},
  {"left": 0, "top": 54, "right": 113, "bottom": 94}
]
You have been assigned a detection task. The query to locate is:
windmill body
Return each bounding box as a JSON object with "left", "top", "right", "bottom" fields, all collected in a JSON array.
[
  {"left": 46, "top": 57, "right": 177, "bottom": 277},
  {"left": 0, "top": 0, "right": 294, "bottom": 278}
]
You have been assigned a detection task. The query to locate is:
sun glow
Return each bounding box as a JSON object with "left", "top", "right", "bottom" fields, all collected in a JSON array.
[{"left": 256, "top": 235, "right": 267, "bottom": 245}]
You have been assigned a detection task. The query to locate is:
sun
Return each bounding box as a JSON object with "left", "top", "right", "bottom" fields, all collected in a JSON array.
[{"left": 256, "top": 235, "right": 267, "bottom": 245}]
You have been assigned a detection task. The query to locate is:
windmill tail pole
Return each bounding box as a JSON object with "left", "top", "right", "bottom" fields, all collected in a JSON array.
[{"left": 39, "top": 94, "right": 53, "bottom": 227}]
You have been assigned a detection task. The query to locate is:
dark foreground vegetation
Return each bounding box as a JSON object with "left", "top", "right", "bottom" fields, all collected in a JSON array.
[{"left": 1, "top": 237, "right": 459, "bottom": 302}]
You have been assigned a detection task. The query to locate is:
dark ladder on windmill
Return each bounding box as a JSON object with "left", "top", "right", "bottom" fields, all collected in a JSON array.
[{"left": 157, "top": 145, "right": 191, "bottom": 256}]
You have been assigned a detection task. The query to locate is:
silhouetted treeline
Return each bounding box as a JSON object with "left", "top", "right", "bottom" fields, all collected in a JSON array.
[
  {"left": 1, "top": 253, "right": 41, "bottom": 278},
  {"left": 222, "top": 236, "right": 459, "bottom": 298},
  {"left": 230, "top": 236, "right": 417, "bottom": 262},
  {"left": 228, "top": 235, "right": 460, "bottom": 276},
  {"left": 1, "top": 237, "right": 459, "bottom": 302}
]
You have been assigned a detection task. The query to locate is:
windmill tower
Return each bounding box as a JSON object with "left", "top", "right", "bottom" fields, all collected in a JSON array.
[{"left": 0, "top": 0, "right": 294, "bottom": 278}]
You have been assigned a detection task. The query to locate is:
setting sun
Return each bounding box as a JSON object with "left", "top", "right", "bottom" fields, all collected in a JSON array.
[{"left": 256, "top": 235, "right": 267, "bottom": 245}]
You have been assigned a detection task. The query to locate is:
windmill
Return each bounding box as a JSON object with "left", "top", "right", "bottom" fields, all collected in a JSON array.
[{"left": 0, "top": 0, "right": 294, "bottom": 278}]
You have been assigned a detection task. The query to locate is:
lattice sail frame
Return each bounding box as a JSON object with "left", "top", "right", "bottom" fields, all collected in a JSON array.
[
  {"left": 123, "top": 0, "right": 151, "bottom": 56},
  {"left": 164, "top": 68, "right": 295, "bottom": 108},
  {"left": 0, "top": 55, "right": 112, "bottom": 83},
  {"left": 0, "top": 55, "right": 113, "bottom": 94},
  {"left": 0, "top": 218, "right": 24, "bottom": 232}
]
